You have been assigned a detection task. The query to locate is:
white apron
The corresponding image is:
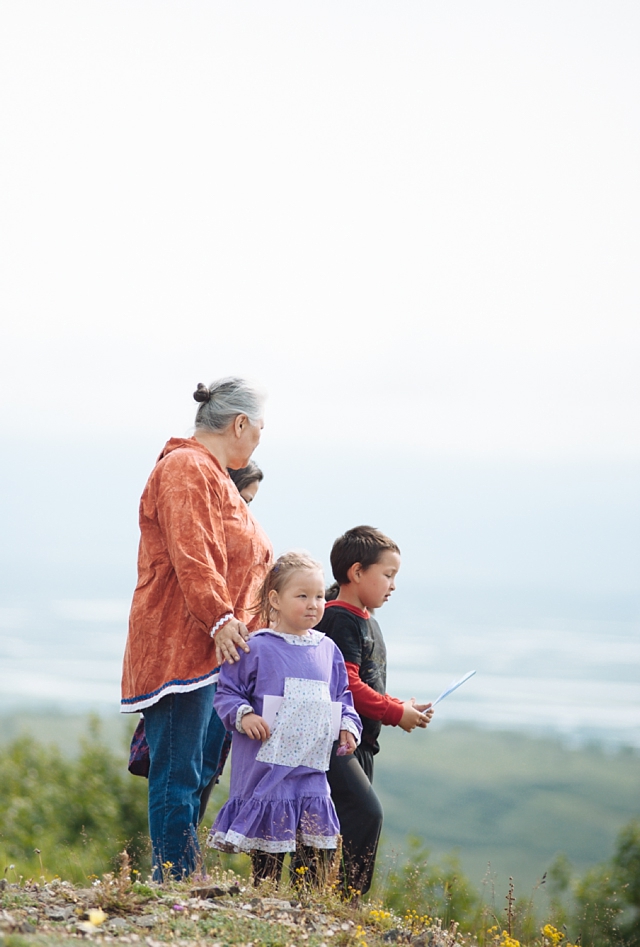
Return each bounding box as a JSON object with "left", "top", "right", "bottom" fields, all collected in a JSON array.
[{"left": 256, "top": 677, "right": 334, "bottom": 772}]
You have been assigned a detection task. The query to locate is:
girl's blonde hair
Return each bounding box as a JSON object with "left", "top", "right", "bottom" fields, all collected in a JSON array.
[{"left": 253, "top": 551, "right": 323, "bottom": 628}]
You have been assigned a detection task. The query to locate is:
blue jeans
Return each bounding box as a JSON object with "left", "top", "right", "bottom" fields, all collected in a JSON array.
[{"left": 144, "top": 684, "right": 226, "bottom": 881}]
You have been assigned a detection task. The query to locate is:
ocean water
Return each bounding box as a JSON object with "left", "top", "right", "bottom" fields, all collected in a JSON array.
[
  {"left": 385, "top": 617, "right": 640, "bottom": 748},
  {"left": 0, "top": 599, "right": 127, "bottom": 708},
  {"left": 1, "top": 596, "right": 638, "bottom": 748}
]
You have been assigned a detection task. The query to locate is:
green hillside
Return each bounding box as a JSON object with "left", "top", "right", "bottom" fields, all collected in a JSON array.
[
  {"left": 374, "top": 724, "right": 640, "bottom": 892},
  {"left": 0, "top": 710, "right": 132, "bottom": 757}
]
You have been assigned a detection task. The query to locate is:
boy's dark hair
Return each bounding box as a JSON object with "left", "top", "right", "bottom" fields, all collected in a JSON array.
[{"left": 330, "top": 526, "right": 400, "bottom": 586}]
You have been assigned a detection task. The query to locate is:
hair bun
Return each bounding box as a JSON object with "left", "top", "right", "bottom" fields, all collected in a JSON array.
[{"left": 193, "top": 383, "right": 211, "bottom": 404}]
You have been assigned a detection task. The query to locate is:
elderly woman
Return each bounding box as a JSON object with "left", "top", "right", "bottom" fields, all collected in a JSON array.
[{"left": 121, "top": 377, "right": 273, "bottom": 880}]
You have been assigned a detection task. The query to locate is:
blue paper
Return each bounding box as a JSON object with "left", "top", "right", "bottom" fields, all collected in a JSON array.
[{"left": 432, "top": 670, "right": 476, "bottom": 707}]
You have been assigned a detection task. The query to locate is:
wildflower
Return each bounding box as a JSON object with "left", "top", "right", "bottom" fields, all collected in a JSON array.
[
  {"left": 88, "top": 910, "right": 107, "bottom": 927},
  {"left": 541, "top": 925, "right": 565, "bottom": 947},
  {"left": 295, "top": 866, "right": 309, "bottom": 876},
  {"left": 403, "top": 909, "right": 432, "bottom": 933}
]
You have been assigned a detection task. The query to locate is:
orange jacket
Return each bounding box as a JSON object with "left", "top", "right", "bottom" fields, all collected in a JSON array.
[{"left": 121, "top": 437, "right": 273, "bottom": 712}]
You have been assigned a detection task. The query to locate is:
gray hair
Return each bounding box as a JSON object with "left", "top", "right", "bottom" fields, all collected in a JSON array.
[{"left": 193, "top": 376, "right": 265, "bottom": 432}]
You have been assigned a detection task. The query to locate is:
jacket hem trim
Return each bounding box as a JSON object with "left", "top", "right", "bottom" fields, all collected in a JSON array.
[{"left": 121, "top": 668, "right": 221, "bottom": 713}]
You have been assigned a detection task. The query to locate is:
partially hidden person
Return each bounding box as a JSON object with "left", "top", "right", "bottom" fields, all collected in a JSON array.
[
  {"left": 121, "top": 377, "right": 273, "bottom": 881},
  {"left": 315, "top": 525, "right": 434, "bottom": 896},
  {"left": 208, "top": 552, "right": 362, "bottom": 887},
  {"left": 230, "top": 460, "right": 264, "bottom": 506}
]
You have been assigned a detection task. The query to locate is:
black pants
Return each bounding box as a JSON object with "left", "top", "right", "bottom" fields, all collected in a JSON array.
[
  {"left": 251, "top": 850, "right": 286, "bottom": 884},
  {"left": 251, "top": 845, "right": 332, "bottom": 886},
  {"left": 327, "top": 741, "right": 383, "bottom": 896}
]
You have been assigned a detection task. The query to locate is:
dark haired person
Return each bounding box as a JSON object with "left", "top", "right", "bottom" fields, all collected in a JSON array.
[
  {"left": 229, "top": 460, "right": 264, "bottom": 505},
  {"left": 121, "top": 377, "right": 273, "bottom": 881},
  {"left": 315, "top": 525, "right": 433, "bottom": 896}
]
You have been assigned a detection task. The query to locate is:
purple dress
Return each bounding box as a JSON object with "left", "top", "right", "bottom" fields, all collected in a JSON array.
[{"left": 208, "top": 629, "right": 362, "bottom": 854}]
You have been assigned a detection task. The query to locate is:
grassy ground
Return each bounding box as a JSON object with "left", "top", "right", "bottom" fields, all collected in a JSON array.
[{"left": 0, "top": 863, "right": 561, "bottom": 947}]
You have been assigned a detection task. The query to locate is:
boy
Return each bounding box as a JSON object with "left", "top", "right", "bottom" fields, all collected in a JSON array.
[{"left": 315, "top": 525, "right": 433, "bottom": 896}]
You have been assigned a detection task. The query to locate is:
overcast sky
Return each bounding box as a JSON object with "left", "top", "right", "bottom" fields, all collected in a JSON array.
[{"left": 1, "top": 0, "right": 638, "bottom": 461}]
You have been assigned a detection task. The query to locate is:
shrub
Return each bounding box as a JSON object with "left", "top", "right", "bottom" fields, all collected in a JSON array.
[
  {"left": 613, "top": 819, "right": 640, "bottom": 946},
  {"left": 568, "top": 819, "right": 640, "bottom": 947},
  {"left": 0, "top": 717, "right": 149, "bottom": 882},
  {"left": 379, "top": 836, "right": 478, "bottom": 928}
]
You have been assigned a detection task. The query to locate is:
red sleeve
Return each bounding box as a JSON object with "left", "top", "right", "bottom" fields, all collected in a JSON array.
[{"left": 345, "top": 662, "right": 404, "bottom": 726}]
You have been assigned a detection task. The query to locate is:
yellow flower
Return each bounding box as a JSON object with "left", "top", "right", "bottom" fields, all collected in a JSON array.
[
  {"left": 402, "top": 909, "right": 432, "bottom": 933},
  {"left": 369, "top": 909, "right": 392, "bottom": 923},
  {"left": 541, "top": 925, "right": 565, "bottom": 946},
  {"left": 88, "top": 910, "right": 107, "bottom": 927}
]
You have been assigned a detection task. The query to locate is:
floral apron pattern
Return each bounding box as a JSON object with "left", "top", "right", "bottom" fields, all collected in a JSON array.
[{"left": 256, "top": 677, "right": 334, "bottom": 771}]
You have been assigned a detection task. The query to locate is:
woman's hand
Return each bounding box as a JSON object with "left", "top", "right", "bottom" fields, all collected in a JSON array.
[
  {"left": 337, "top": 730, "right": 357, "bottom": 756},
  {"left": 214, "top": 618, "right": 251, "bottom": 665},
  {"left": 241, "top": 713, "right": 271, "bottom": 740}
]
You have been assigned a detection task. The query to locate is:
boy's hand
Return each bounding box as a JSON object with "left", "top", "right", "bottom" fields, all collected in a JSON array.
[
  {"left": 241, "top": 713, "right": 271, "bottom": 740},
  {"left": 415, "top": 701, "right": 434, "bottom": 724},
  {"left": 337, "top": 730, "right": 357, "bottom": 756},
  {"left": 399, "top": 698, "right": 433, "bottom": 732}
]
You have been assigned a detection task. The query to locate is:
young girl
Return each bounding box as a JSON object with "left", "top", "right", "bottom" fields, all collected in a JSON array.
[{"left": 208, "top": 552, "right": 362, "bottom": 884}]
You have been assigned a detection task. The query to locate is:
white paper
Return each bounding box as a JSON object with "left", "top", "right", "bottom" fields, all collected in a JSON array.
[
  {"left": 432, "top": 670, "right": 476, "bottom": 707},
  {"left": 262, "top": 695, "right": 342, "bottom": 739}
]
